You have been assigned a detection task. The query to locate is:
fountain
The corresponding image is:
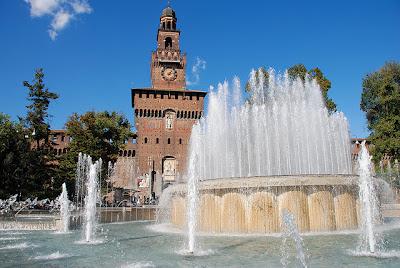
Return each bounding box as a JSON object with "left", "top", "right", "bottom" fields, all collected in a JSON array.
[
  {"left": 73, "top": 153, "right": 103, "bottom": 243},
  {"left": 59, "top": 182, "right": 70, "bottom": 233},
  {"left": 357, "top": 141, "right": 382, "bottom": 253},
  {"left": 165, "top": 69, "right": 361, "bottom": 242},
  {"left": 280, "top": 210, "right": 308, "bottom": 268},
  {"left": 82, "top": 156, "right": 102, "bottom": 243}
]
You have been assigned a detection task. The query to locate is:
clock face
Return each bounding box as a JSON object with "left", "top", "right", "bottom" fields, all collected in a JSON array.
[{"left": 161, "top": 67, "right": 177, "bottom": 81}]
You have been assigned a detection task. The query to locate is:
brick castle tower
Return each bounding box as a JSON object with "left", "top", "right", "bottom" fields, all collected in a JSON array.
[{"left": 131, "top": 5, "right": 207, "bottom": 192}]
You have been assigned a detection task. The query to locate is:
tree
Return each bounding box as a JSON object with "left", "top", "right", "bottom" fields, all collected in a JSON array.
[
  {"left": 23, "top": 68, "right": 59, "bottom": 149},
  {"left": 288, "top": 64, "right": 337, "bottom": 113},
  {"left": 0, "top": 113, "right": 30, "bottom": 198},
  {"left": 361, "top": 62, "right": 400, "bottom": 163},
  {"left": 246, "top": 64, "right": 337, "bottom": 113},
  {"left": 22, "top": 68, "right": 59, "bottom": 198},
  {"left": 58, "top": 111, "right": 132, "bottom": 193}
]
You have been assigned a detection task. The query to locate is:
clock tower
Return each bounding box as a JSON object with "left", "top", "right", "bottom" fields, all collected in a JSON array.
[{"left": 150, "top": 6, "right": 186, "bottom": 90}]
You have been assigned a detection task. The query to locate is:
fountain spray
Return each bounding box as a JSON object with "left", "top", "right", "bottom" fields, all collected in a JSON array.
[
  {"left": 59, "top": 182, "right": 70, "bottom": 233},
  {"left": 357, "top": 141, "right": 381, "bottom": 253},
  {"left": 186, "top": 124, "right": 201, "bottom": 254}
]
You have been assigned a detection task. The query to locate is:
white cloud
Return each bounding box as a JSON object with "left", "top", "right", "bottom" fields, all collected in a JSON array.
[
  {"left": 71, "top": 0, "right": 92, "bottom": 14},
  {"left": 25, "top": 0, "right": 60, "bottom": 17},
  {"left": 187, "top": 57, "right": 207, "bottom": 86},
  {"left": 24, "top": 0, "right": 92, "bottom": 40}
]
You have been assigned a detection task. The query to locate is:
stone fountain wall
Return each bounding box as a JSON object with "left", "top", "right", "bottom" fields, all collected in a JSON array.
[{"left": 169, "top": 175, "right": 360, "bottom": 233}]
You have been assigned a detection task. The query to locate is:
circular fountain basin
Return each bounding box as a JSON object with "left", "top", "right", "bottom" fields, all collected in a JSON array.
[{"left": 169, "top": 175, "right": 361, "bottom": 234}]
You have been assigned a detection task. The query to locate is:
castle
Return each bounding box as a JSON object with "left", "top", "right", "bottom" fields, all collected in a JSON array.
[{"left": 49, "top": 5, "right": 207, "bottom": 202}]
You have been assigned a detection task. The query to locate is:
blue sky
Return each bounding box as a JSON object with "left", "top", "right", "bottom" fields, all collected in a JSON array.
[{"left": 0, "top": 0, "right": 399, "bottom": 137}]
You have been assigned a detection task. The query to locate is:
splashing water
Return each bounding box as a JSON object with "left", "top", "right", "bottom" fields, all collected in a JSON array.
[
  {"left": 180, "top": 68, "right": 352, "bottom": 253},
  {"left": 83, "top": 157, "right": 102, "bottom": 243},
  {"left": 185, "top": 124, "right": 202, "bottom": 254},
  {"left": 357, "top": 141, "right": 381, "bottom": 253},
  {"left": 280, "top": 210, "right": 308, "bottom": 268},
  {"left": 59, "top": 182, "right": 70, "bottom": 233},
  {"left": 191, "top": 69, "right": 351, "bottom": 181}
]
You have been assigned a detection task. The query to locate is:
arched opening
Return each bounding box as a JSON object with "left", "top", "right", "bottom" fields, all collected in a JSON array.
[
  {"left": 168, "top": 138, "right": 171, "bottom": 144},
  {"left": 124, "top": 150, "right": 127, "bottom": 157},
  {"left": 128, "top": 150, "right": 131, "bottom": 157},
  {"left": 132, "top": 150, "right": 136, "bottom": 157},
  {"left": 192, "top": 111, "right": 195, "bottom": 118},
  {"left": 172, "top": 22, "right": 176, "bottom": 30},
  {"left": 58, "top": 149, "right": 62, "bottom": 155},
  {"left": 139, "top": 109, "right": 143, "bottom": 117},
  {"left": 151, "top": 110, "right": 154, "bottom": 117},
  {"left": 156, "top": 138, "right": 159, "bottom": 144},
  {"left": 144, "top": 137, "right": 148, "bottom": 144},
  {"left": 179, "top": 138, "right": 182, "bottom": 145},
  {"left": 162, "top": 22, "right": 165, "bottom": 29},
  {"left": 165, "top": 37, "right": 172, "bottom": 49},
  {"left": 184, "top": 111, "right": 187, "bottom": 118},
  {"left": 195, "top": 111, "right": 198, "bottom": 119},
  {"left": 167, "top": 21, "right": 171, "bottom": 30}
]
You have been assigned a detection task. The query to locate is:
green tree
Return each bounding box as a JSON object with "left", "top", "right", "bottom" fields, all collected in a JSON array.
[
  {"left": 0, "top": 113, "right": 29, "bottom": 198},
  {"left": 246, "top": 64, "right": 337, "bottom": 113},
  {"left": 288, "top": 64, "right": 337, "bottom": 113},
  {"left": 22, "top": 68, "right": 59, "bottom": 198},
  {"left": 23, "top": 68, "right": 59, "bottom": 149},
  {"left": 361, "top": 62, "right": 400, "bottom": 163},
  {"left": 58, "top": 111, "right": 132, "bottom": 193}
]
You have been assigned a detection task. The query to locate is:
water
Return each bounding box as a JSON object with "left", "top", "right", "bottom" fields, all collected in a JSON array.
[
  {"left": 82, "top": 157, "right": 102, "bottom": 243},
  {"left": 357, "top": 141, "right": 382, "bottom": 253},
  {"left": 59, "top": 182, "right": 70, "bottom": 233},
  {"left": 280, "top": 210, "right": 308, "bottom": 267},
  {"left": 185, "top": 127, "right": 201, "bottom": 253},
  {"left": 189, "top": 69, "right": 351, "bottom": 181},
  {"left": 1, "top": 222, "right": 400, "bottom": 267},
  {"left": 180, "top": 69, "right": 353, "bottom": 253}
]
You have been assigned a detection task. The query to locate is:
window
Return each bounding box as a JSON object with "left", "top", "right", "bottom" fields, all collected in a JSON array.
[
  {"left": 165, "top": 37, "right": 172, "bottom": 48},
  {"left": 167, "top": 22, "right": 171, "bottom": 30},
  {"left": 168, "top": 138, "right": 171, "bottom": 144},
  {"left": 132, "top": 150, "right": 136, "bottom": 157},
  {"left": 128, "top": 150, "right": 131, "bottom": 157},
  {"left": 165, "top": 111, "right": 175, "bottom": 129},
  {"left": 124, "top": 150, "right": 127, "bottom": 157},
  {"left": 131, "top": 138, "right": 137, "bottom": 144},
  {"left": 144, "top": 137, "right": 148, "bottom": 144},
  {"left": 119, "top": 150, "right": 123, "bottom": 156},
  {"left": 156, "top": 138, "right": 159, "bottom": 144},
  {"left": 179, "top": 138, "right": 182, "bottom": 144},
  {"left": 61, "top": 136, "right": 65, "bottom": 142}
]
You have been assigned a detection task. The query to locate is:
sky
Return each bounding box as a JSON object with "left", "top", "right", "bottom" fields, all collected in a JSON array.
[{"left": 0, "top": 0, "right": 399, "bottom": 138}]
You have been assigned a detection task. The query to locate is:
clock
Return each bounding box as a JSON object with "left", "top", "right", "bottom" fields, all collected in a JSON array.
[{"left": 161, "top": 67, "right": 177, "bottom": 81}]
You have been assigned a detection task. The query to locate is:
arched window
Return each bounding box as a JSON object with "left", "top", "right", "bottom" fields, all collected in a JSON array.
[
  {"left": 168, "top": 138, "right": 171, "bottom": 144},
  {"left": 195, "top": 111, "right": 198, "bottom": 119},
  {"left": 167, "top": 21, "right": 171, "bottom": 30},
  {"left": 156, "top": 138, "right": 159, "bottom": 144},
  {"left": 139, "top": 109, "right": 143, "bottom": 117},
  {"left": 132, "top": 150, "right": 136, "bottom": 157},
  {"left": 184, "top": 111, "right": 187, "bottom": 118},
  {"left": 162, "top": 22, "right": 165, "bottom": 29},
  {"left": 151, "top": 110, "right": 154, "bottom": 117},
  {"left": 172, "top": 22, "right": 176, "bottom": 30},
  {"left": 165, "top": 37, "right": 172, "bottom": 49},
  {"left": 192, "top": 111, "right": 195, "bottom": 118},
  {"left": 58, "top": 149, "right": 62, "bottom": 155},
  {"left": 144, "top": 137, "right": 148, "bottom": 144},
  {"left": 123, "top": 150, "right": 127, "bottom": 157},
  {"left": 179, "top": 138, "right": 182, "bottom": 144},
  {"left": 128, "top": 150, "right": 131, "bottom": 157}
]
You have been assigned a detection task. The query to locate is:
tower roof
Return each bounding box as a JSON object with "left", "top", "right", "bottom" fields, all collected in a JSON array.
[{"left": 161, "top": 6, "right": 176, "bottom": 18}]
